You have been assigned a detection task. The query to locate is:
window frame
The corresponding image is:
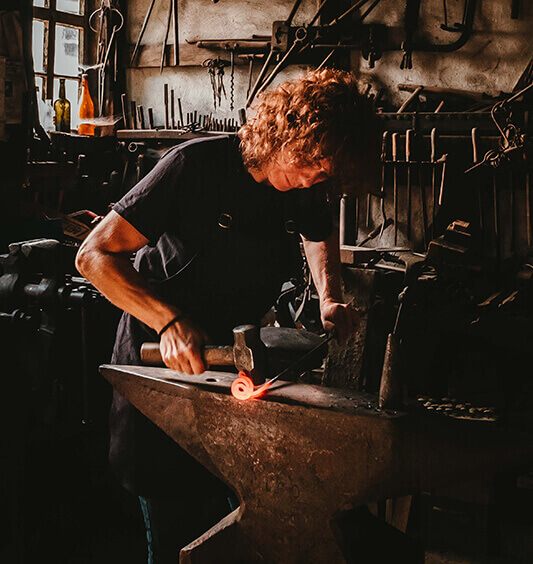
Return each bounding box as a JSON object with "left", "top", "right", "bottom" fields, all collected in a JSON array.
[{"left": 33, "top": 0, "right": 89, "bottom": 100}]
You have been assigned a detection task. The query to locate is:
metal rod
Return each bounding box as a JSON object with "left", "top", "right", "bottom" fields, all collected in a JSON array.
[
  {"left": 172, "top": 0, "right": 179, "bottom": 65},
  {"left": 405, "top": 129, "right": 414, "bottom": 240},
  {"left": 316, "top": 45, "right": 337, "bottom": 70},
  {"left": 130, "top": 100, "right": 137, "bottom": 129},
  {"left": 325, "top": 0, "right": 371, "bottom": 26},
  {"left": 164, "top": 84, "right": 169, "bottom": 129},
  {"left": 171, "top": 89, "right": 176, "bottom": 129},
  {"left": 379, "top": 131, "right": 389, "bottom": 238},
  {"left": 286, "top": 0, "right": 304, "bottom": 26},
  {"left": 309, "top": 0, "right": 331, "bottom": 26},
  {"left": 416, "top": 133, "right": 428, "bottom": 248},
  {"left": 120, "top": 93, "right": 128, "bottom": 129},
  {"left": 130, "top": 0, "right": 157, "bottom": 65},
  {"left": 257, "top": 29, "right": 308, "bottom": 96},
  {"left": 392, "top": 133, "right": 399, "bottom": 245},
  {"left": 430, "top": 128, "right": 437, "bottom": 236},
  {"left": 177, "top": 97, "right": 184, "bottom": 126},
  {"left": 160, "top": 0, "right": 173, "bottom": 74},
  {"left": 245, "top": 48, "right": 275, "bottom": 108},
  {"left": 437, "top": 154, "right": 448, "bottom": 206},
  {"left": 137, "top": 105, "right": 145, "bottom": 129}
]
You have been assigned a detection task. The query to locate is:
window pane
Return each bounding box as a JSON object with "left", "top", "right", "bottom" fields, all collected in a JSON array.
[
  {"left": 35, "top": 76, "right": 44, "bottom": 99},
  {"left": 55, "top": 25, "right": 80, "bottom": 77},
  {"left": 57, "top": 0, "right": 81, "bottom": 15},
  {"left": 32, "top": 20, "right": 45, "bottom": 73},
  {"left": 54, "top": 77, "right": 80, "bottom": 129},
  {"left": 33, "top": 0, "right": 47, "bottom": 7}
]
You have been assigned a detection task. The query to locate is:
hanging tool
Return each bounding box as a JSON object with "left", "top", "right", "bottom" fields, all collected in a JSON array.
[
  {"left": 245, "top": 55, "right": 255, "bottom": 99},
  {"left": 256, "top": 27, "right": 308, "bottom": 96},
  {"left": 415, "top": 132, "right": 428, "bottom": 247},
  {"left": 203, "top": 58, "right": 219, "bottom": 109},
  {"left": 172, "top": 0, "right": 179, "bottom": 65},
  {"left": 440, "top": 0, "right": 469, "bottom": 32},
  {"left": 217, "top": 60, "right": 228, "bottom": 105},
  {"left": 430, "top": 128, "right": 438, "bottom": 236},
  {"left": 245, "top": 0, "right": 315, "bottom": 108},
  {"left": 245, "top": 49, "right": 275, "bottom": 108},
  {"left": 465, "top": 83, "right": 533, "bottom": 174},
  {"left": 405, "top": 129, "right": 414, "bottom": 240},
  {"left": 203, "top": 58, "right": 230, "bottom": 109},
  {"left": 379, "top": 131, "right": 390, "bottom": 238},
  {"left": 131, "top": 0, "right": 179, "bottom": 67},
  {"left": 392, "top": 133, "right": 399, "bottom": 245},
  {"left": 160, "top": 0, "right": 173, "bottom": 73},
  {"left": 400, "top": 0, "right": 421, "bottom": 69},
  {"left": 89, "top": 1, "right": 124, "bottom": 116},
  {"left": 130, "top": 0, "right": 157, "bottom": 65},
  {"left": 231, "top": 332, "right": 334, "bottom": 401}
]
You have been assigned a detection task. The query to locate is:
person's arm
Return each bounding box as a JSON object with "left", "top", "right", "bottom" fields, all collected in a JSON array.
[
  {"left": 75, "top": 211, "right": 206, "bottom": 374},
  {"left": 301, "top": 230, "right": 358, "bottom": 341}
]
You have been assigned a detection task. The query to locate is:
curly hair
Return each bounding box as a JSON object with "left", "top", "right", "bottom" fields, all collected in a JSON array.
[{"left": 238, "top": 68, "right": 381, "bottom": 192}]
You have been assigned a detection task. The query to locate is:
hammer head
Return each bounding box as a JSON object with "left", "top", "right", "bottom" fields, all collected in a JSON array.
[{"left": 232, "top": 325, "right": 267, "bottom": 385}]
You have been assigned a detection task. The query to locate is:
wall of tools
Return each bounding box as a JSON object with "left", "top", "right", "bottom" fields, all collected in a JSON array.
[{"left": 123, "top": 0, "right": 532, "bottom": 129}]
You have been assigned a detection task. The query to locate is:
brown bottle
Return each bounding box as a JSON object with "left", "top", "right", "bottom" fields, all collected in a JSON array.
[
  {"left": 78, "top": 74, "right": 95, "bottom": 136},
  {"left": 54, "top": 78, "right": 71, "bottom": 132}
]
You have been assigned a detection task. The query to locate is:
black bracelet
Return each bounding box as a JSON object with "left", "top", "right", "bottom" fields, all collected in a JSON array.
[{"left": 158, "top": 314, "right": 183, "bottom": 337}]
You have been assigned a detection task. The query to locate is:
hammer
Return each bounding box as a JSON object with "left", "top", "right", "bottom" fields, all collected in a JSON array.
[{"left": 141, "top": 324, "right": 266, "bottom": 384}]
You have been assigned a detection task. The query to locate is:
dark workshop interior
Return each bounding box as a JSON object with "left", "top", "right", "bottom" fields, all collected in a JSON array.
[{"left": 1, "top": 1, "right": 533, "bottom": 563}]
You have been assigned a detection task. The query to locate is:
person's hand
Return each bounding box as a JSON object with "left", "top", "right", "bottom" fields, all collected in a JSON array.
[
  {"left": 320, "top": 299, "right": 359, "bottom": 343},
  {"left": 159, "top": 318, "right": 207, "bottom": 375}
]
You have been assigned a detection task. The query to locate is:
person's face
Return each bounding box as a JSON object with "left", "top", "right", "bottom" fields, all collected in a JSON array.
[{"left": 265, "top": 149, "right": 332, "bottom": 192}]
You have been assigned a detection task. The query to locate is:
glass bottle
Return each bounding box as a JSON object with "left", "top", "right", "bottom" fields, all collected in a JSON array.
[
  {"left": 53, "top": 78, "right": 71, "bottom": 132},
  {"left": 78, "top": 73, "right": 95, "bottom": 136}
]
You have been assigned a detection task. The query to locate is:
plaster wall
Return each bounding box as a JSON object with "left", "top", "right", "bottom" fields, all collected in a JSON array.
[{"left": 126, "top": 0, "right": 532, "bottom": 127}]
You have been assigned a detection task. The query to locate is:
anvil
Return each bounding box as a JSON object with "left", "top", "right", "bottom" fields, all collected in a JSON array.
[{"left": 101, "top": 365, "right": 533, "bottom": 563}]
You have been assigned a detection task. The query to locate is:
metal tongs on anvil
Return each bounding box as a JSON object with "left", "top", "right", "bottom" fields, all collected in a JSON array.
[{"left": 140, "top": 325, "right": 330, "bottom": 401}]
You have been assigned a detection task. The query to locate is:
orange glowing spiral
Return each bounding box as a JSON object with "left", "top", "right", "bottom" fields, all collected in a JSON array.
[{"left": 231, "top": 372, "right": 256, "bottom": 400}]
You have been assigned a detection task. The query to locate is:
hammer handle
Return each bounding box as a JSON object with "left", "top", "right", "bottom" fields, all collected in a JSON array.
[{"left": 140, "top": 343, "right": 233, "bottom": 367}]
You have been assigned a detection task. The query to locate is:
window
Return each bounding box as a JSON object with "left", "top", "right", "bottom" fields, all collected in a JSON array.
[{"left": 33, "top": 0, "right": 89, "bottom": 129}]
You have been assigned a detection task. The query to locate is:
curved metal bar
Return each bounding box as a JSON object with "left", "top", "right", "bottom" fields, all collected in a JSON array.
[{"left": 416, "top": 0, "right": 476, "bottom": 52}]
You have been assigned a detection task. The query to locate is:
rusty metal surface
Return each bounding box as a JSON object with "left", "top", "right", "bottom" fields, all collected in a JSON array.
[{"left": 101, "top": 365, "right": 533, "bottom": 563}]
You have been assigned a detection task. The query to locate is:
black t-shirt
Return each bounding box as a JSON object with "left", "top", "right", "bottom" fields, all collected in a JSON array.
[
  {"left": 108, "top": 136, "right": 333, "bottom": 496},
  {"left": 113, "top": 135, "right": 332, "bottom": 250},
  {"left": 112, "top": 135, "right": 333, "bottom": 342}
]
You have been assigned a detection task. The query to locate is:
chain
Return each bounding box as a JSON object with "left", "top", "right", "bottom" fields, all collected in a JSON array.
[{"left": 229, "top": 50, "right": 235, "bottom": 111}]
